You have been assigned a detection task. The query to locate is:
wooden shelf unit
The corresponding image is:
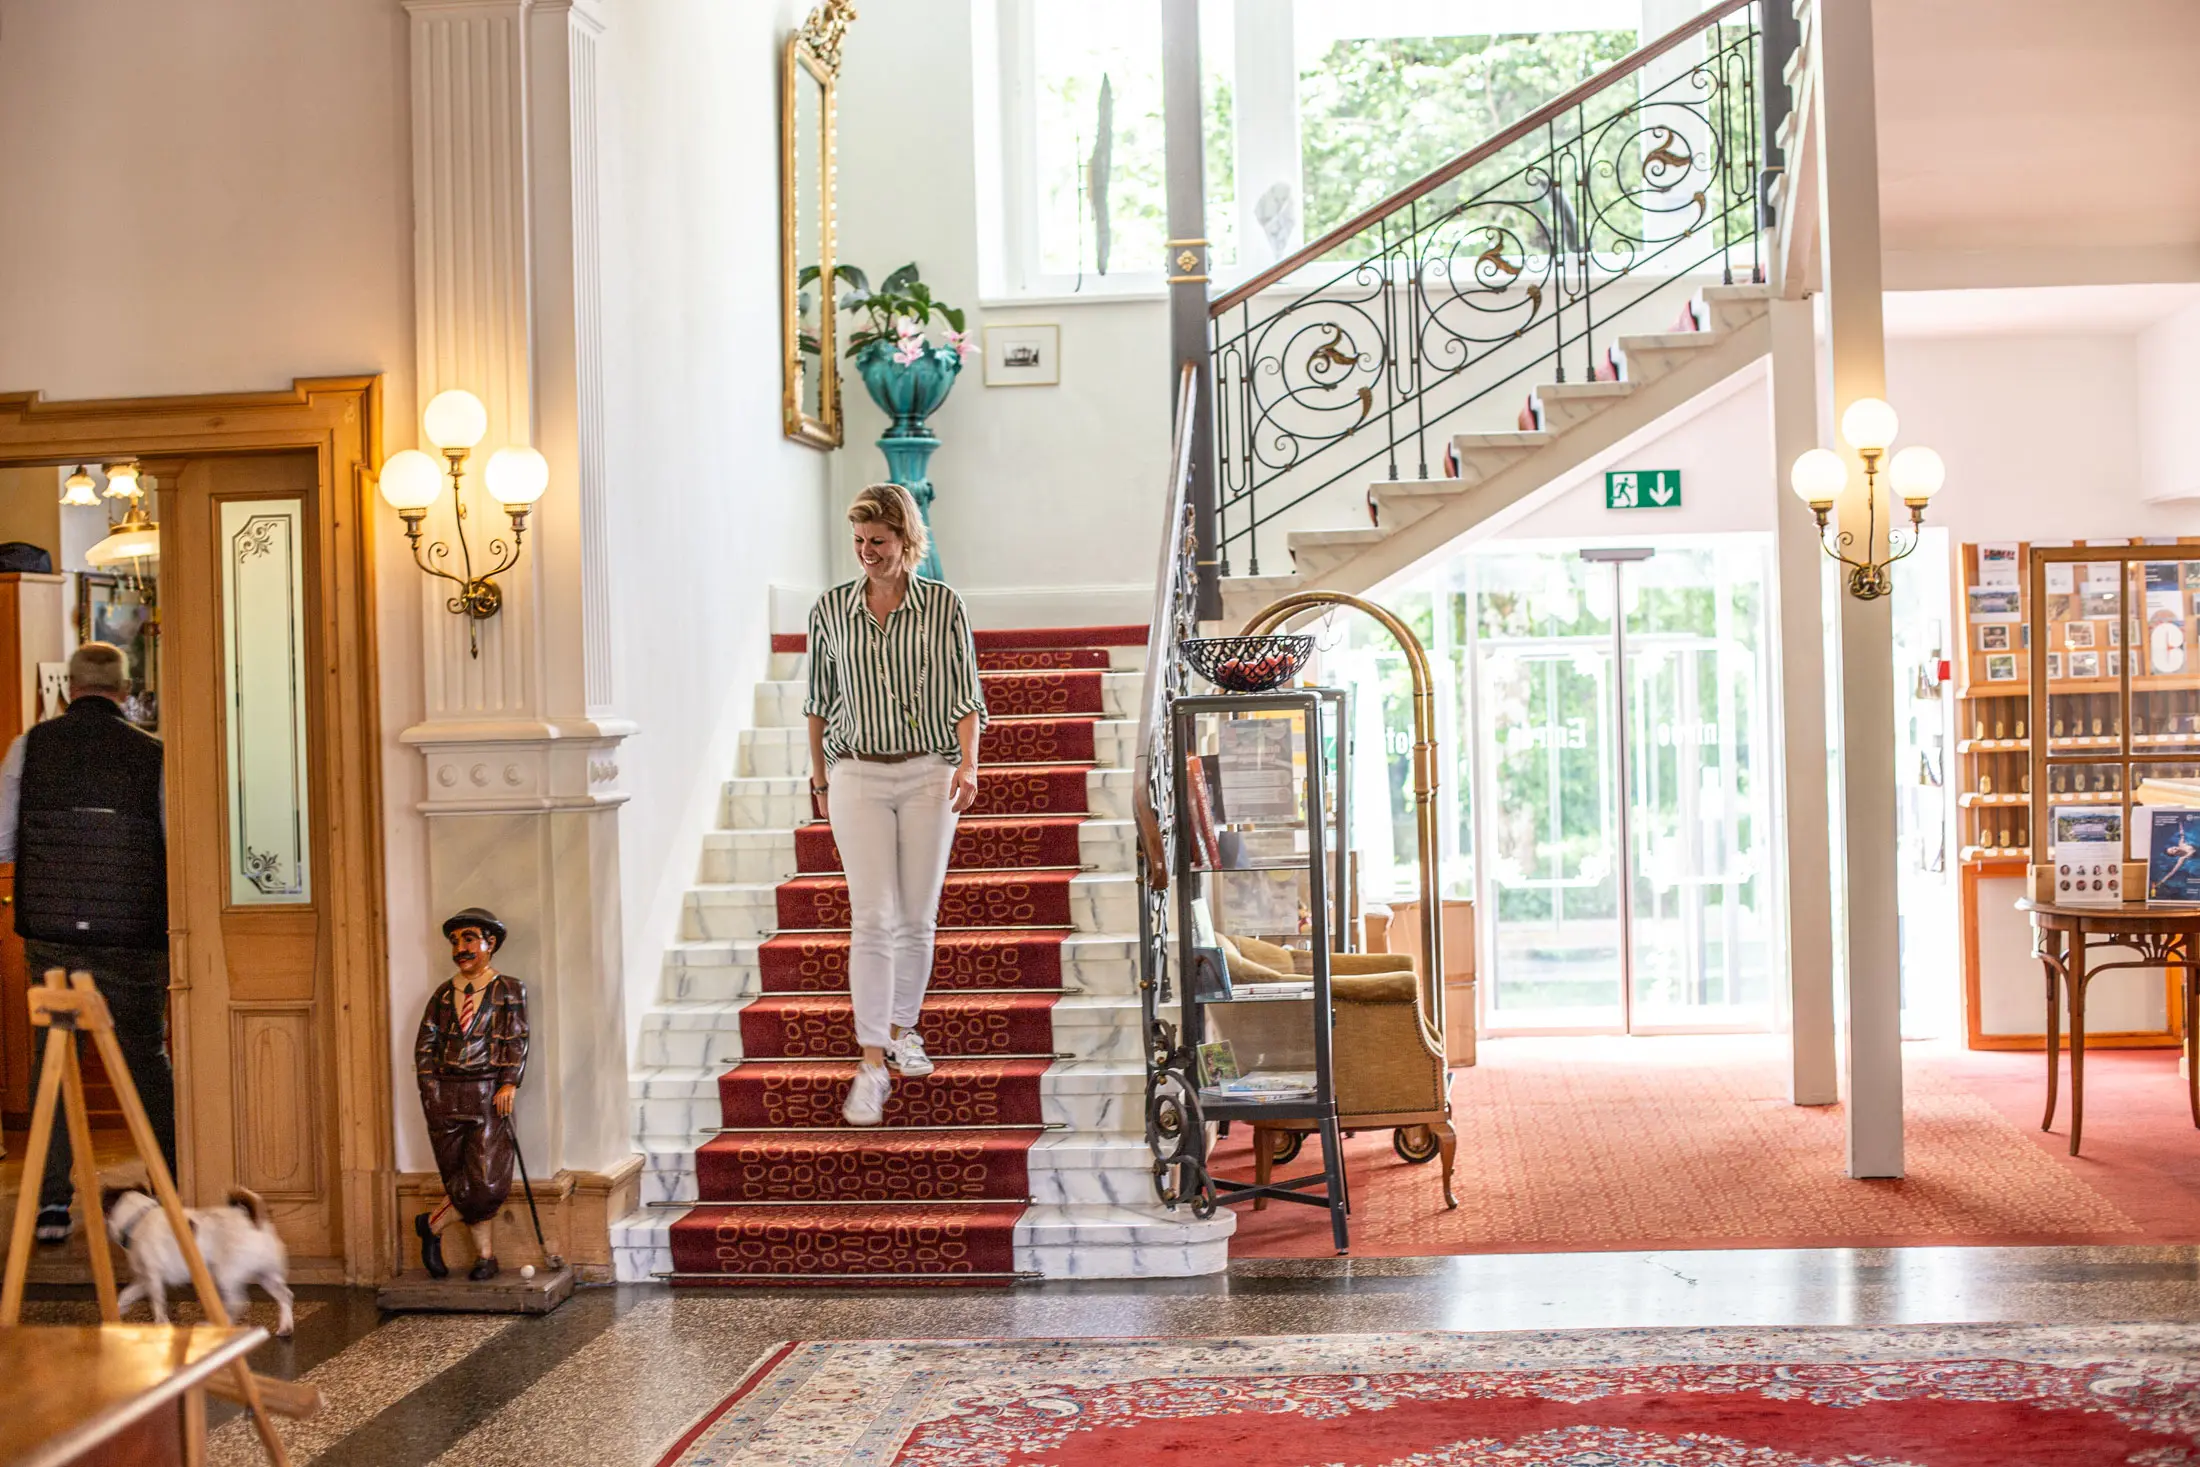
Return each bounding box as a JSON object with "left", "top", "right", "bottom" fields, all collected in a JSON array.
[{"left": 1953, "top": 539, "right": 2192, "bottom": 1051}]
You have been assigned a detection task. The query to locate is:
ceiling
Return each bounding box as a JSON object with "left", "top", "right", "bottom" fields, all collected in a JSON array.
[{"left": 1872, "top": 0, "right": 2200, "bottom": 258}]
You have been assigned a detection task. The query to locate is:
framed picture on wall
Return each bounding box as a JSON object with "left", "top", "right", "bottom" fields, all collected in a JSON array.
[
  {"left": 1984, "top": 653, "right": 2017, "bottom": 682},
  {"left": 983, "top": 324, "right": 1061, "bottom": 387},
  {"left": 2046, "top": 652, "right": 2064, "bottom": 681},
  {"left": 75, "top": 572, "right": 159, "bottom": 731},
  {"left": 2065, "top": 621, "right": 2096, "bottom": 649},
  {"left": 1977, "top": 624, "right": 2010, "bottom": 652},
  {"left": 2070, "top": 650, "right": 2100, "bottom": 680}
]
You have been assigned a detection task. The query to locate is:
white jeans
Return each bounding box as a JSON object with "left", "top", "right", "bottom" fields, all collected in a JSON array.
[{"left": 825, "top": 757, "right": 959, "bottom": 1049}]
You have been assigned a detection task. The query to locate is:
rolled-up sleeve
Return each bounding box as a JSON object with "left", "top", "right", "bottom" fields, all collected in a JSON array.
[
  {"left": 802, "top": 603, "right": 837, "bottom": 721},
  {"left": 944, "top": 593, "right": 988, "bottom": 729}
]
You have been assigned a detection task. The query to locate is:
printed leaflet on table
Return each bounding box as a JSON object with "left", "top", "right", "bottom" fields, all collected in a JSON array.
[{"left": 2051, "top": 805, "right": 2123, "bottom": 905}]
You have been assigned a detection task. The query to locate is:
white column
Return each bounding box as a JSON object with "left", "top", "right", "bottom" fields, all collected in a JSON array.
[
  {"left": 1814, "top": 0, "right": 1902, "bottom": 1177},
  {"left": 1767, "top": 298, "right": 1838, "bottom": 1106},
  {"left": 401, "top": 0, "right": 633, "bottom": 1181}
]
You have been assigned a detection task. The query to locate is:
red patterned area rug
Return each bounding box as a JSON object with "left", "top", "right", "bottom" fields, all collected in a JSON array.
[{"left": 654, "top": 1324, "right": 2200, "bottom": 1466}]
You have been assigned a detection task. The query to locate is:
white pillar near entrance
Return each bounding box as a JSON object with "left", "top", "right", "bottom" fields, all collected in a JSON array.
[
  {"left": 399, "top": 0, "right": 638, "bottom": 1230},
  {"left": 1813, "top": 0, "right": 1904, "bottom": 1177},
  {"left": 1767, "top": 297, "right": 1839, "bottom": 1107}
]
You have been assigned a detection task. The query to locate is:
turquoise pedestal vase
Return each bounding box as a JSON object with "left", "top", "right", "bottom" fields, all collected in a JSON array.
[{"left": 852, "top": 339, "right": 962, "bottom": 582}]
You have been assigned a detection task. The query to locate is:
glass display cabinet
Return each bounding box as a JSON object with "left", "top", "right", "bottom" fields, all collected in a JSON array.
[{"left": 1169, "top": 687, "right": 1351, "bottom": 1253}]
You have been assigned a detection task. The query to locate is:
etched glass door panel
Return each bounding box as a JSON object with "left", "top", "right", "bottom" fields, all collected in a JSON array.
[
  {"left": 1479, "top": 646, "right": 1622, "bottom": 1027},
  {"left": 1621, "top": 544, "right": 1774, "bottom": 1029},
  {"left": 220, "top": 498, "right": 311, "bottom": 905}
]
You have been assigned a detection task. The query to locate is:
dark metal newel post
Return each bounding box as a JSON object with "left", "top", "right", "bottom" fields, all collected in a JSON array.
[{"left": 1162, "top": 0, "right": 1220, "bottom": 619}]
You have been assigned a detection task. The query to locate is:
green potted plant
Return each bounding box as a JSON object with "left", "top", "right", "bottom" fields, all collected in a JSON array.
[{"left": 811, "top": 262, "right": 972, "bottom": 580}]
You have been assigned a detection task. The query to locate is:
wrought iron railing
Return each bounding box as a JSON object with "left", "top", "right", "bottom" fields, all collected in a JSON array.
[
  {"left": 1134, "top": 363, "right": 1214, "bottom": 1217},
  {"left": 1209, "top": 0, "right": 1763, "bottom": 574}
]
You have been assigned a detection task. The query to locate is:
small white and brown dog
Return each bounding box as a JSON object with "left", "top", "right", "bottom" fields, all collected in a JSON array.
[{"left": 102, "top": 1186, "right": 294, "bottom": 1337}]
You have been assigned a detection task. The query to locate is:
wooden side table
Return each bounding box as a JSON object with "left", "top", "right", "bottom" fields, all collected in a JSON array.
[
  {"left": 0, "top": 1324, "right": 263, "bottom": 1467},
  {"left": 2018, "top": 899, "right": 2200, "bottom": 1154}
]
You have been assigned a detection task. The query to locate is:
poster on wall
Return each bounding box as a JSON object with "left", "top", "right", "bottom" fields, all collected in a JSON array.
[
  {"left": 1977, "top": 542, "right": 2020, "bottom": 588},
  {"left": 1967, "top": 588, "right": 2020, "bottom": 622}
]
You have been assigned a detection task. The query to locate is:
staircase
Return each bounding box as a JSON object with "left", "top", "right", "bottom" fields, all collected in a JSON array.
[
  {"left": 1218, "top": 284, "right": 1773, "bottom": 623},
  {"left": 610, "top": 625, "right": 1235, "bottom": 1284}
]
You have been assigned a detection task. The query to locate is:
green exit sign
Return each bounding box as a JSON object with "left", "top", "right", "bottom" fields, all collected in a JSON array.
[{"left": 1606, "top": 470, "right": 1681, "bottom": 509}]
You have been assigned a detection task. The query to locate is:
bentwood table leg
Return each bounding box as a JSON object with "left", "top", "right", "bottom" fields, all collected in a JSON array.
[
  {"left": 2042, "top": 928, "right": 2064, "bottom": 1133},
  {"left": 2186, "top": 931, "right": 2200, "bottom": 1131},
  {"left": 2067, "top": 935, "right": 2090, "bottom": 1156}
]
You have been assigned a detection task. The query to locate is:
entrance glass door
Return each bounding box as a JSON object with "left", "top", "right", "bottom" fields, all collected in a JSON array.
[{"left": 1477, "top": 540, "right": 1775, "bottom": 1033}]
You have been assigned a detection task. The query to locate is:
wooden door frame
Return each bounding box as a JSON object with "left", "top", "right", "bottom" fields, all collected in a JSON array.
[{"left": 0, "top": 377, "right": 393, "bottom": 1282}]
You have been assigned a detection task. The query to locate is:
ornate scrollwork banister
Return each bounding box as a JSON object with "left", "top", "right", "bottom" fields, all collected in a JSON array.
[
  {"left": 1207, "top": 1, "right": 1765, "bottom": 576},
  {"left": 1137, "top": 363, "right": 1214, "bottom": 1215}
]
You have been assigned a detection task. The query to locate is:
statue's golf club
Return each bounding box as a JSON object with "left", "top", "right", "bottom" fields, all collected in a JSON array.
[{"left": 506, "top": 1114, "right": 564, "bottom": 1271}]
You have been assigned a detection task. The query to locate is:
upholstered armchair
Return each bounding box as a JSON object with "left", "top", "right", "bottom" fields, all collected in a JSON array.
[{"left": 1219, "top": 934, "right": 1458, "bottom": 1209}]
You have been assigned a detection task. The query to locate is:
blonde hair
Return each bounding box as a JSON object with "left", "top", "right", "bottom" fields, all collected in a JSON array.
[{"left": 847, "top": 483, "right": 928, "bottom": 574}]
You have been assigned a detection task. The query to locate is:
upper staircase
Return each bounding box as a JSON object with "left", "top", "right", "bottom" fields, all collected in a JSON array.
[{"left": 1204, "top": 0, "right": 1776, "bottom": 622}]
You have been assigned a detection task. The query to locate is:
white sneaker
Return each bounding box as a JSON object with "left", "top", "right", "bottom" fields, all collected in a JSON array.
[
  {"left": 886, "top": 1028, "right": 935, "bottom": 1077},
  {"left": 841, "top": 1062, "right": 891, "bottom": 1126}
]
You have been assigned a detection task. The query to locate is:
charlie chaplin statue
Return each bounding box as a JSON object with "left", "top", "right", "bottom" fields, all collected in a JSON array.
[{"left": 414, "top": 907, "right": 529, "bottom": 1281}]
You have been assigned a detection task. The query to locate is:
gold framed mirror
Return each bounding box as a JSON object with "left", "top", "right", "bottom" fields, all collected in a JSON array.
[{"left": 781, "top": 4, "right": 854, "bottom": 449}]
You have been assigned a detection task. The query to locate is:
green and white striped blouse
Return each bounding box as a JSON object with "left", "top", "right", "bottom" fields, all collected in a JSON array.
[{"left": 803, "top": 575, "right": 988, "bottom": 763}]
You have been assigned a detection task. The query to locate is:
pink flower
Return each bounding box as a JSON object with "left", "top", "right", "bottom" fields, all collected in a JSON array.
[
  {"left": 945, "top": 329, "right": 975, "bottom": 360},
  {"left": 893, "top": 340, "right": 924, "bottom": 365},
  {"left": 894, "top": 315, "right": 922, "bottom": 340}
]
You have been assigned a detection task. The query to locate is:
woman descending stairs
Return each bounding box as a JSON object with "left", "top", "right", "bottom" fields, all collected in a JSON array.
[{"left": 611, "top": 624, "right": 1235, "bottom": 1283}]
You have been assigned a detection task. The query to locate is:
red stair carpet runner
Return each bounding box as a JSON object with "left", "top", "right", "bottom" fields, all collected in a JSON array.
[{"left": 667, "top": 624, "right": 1144, "bottom": 1285}]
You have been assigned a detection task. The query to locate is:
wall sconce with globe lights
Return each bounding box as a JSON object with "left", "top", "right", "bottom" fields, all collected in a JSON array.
[
  {"left": 375, "top": 389, "right": 549, "bottom": 658},
  {"left": 1789, "top": 396, "right": 1945, "bottom": 601}
]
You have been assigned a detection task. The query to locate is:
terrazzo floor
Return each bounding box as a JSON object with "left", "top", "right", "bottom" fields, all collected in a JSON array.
[{"left": 21, "top": 1245, "right": 2200, "bottom": 1465}]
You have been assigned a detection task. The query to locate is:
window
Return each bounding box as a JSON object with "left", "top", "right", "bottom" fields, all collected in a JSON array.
[{"left": 978, "top": 0, "right": 1652, "bottom": 300}]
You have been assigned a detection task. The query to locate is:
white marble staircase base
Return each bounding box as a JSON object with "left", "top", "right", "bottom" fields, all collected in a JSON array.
[{"left": 609, "top": 1201, "right": 1235, "bottom": 1284}]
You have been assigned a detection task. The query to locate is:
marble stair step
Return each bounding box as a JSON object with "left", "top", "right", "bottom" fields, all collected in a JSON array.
[
  {"left": 721, "top": 767, "right": 1135, "bottom": 830},
  {"left": 753, "top": 671, "right": 1139, "bottom": 729},
  {"left": 639, "top": 991, "right": 1144, "bottom": 1070},
  {"left": 766, "top": 643, "right": 1146, "bottom": 684},
  {"left": 737, "top": 719, "right": 1136, "bottom": 778},
  {"left": 632, "top": 1132, "right": 1167, "bottom": 1208},
  {"left": 628, "top": 1057, "right": 1151, "bottom": 1140},
  {"left": 608, "top": 1200, "right": 1235, "bottom": 1284},
  {"left": 700, "top": 818, "right": 1137, "bottom": 885},
  {"left": 681, "top": 870, "right": 1137, "bottom": 942},
  {"left": 660, "top": 933, "right": 1140, "bottom": 1003}
]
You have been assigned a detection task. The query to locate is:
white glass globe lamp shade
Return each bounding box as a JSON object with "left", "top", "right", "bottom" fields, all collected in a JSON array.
[
  {"left": 376, "top": 449, "right": 445, "bottom": 514},
  {"left": 1839, "top": 397, "right": 1899, "bottom": 455},
  {"left": 1789, "top": 448, "right": 1847, "bottom": 511},
  {"left": 422, "top": 389, "right": 489, "bottom": 453},
  {"left": 85, "top": 521, "right": 159, "bottom": 568},
  {"left": 484, "top": 446, "right": 550, "bottom": 507},
  {"left": 1889, "top": 446, "right": 1946, "bottom": 507},
  {"left": 102, "top": 461, "right": 142, "bottom": 500},
  {"left": 60, "top": 467, "right": 99, "bottom": 507}
]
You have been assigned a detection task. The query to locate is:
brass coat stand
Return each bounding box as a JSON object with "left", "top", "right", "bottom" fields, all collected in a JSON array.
[{"left": 1, "top": 969, "right": 319, "bottom": 1463}]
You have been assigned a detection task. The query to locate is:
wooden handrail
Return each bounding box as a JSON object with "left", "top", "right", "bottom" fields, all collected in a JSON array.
[{"left": 1209, "top": 0, "right": 1756, "bottom": 317}]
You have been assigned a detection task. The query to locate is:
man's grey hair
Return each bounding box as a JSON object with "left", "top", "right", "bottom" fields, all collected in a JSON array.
[{"left": 68, "top": 641, "right": 130, "bottom": 697}]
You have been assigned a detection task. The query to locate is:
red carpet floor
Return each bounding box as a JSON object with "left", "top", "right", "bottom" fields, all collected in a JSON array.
[
  {"left": 667, "top": 625, "right": 1141, "bottom": 1285},
  {"left": 656, "top": 1324, "right": 2200, "bottom": 1465},
  {"left": 1217, "top": 1035, "right": 2200, "bottom": 1257}
]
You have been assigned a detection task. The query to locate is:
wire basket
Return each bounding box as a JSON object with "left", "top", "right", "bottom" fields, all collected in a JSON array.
[{"left": 1182, "top": 635, "right": 1315, "bottom": 693}]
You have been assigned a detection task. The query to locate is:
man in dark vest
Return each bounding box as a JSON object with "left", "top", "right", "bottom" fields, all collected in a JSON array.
[{"left": 0, "top": 642, "right": 171, "bottom": 1245}]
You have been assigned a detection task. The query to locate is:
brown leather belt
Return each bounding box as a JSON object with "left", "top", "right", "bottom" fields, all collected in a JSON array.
[{"left": 851, "top": 751, "right": 927, "bottom": 764}]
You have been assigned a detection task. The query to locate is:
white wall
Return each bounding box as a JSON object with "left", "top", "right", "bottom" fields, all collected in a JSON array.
[
  {"left": 832, "top": 0, "right": 1169, "bottom": 624},
  {"left": 2137, "top": 295, "right": 2200, "bottom": 505},
  {"left": 596, "top": 0, "right": 834, "bottom": 1067},
  {"left": 0, "top": 0, "right": 828, "bottom": 1175}
]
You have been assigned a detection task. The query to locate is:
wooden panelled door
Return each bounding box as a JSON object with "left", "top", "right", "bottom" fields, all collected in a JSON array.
[{"left": 162, "top": 452, "right": 344, "bottom": 1272}]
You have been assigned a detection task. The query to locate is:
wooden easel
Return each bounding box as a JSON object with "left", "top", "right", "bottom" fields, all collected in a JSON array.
[{"left": 0, "top": 969, "right": 318, "bottom": 1464}]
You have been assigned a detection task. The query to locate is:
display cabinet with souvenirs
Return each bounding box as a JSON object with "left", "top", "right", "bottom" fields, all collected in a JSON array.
[{"left": 1954, "top": 538, "right": 2192, "bottom": 1051}]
